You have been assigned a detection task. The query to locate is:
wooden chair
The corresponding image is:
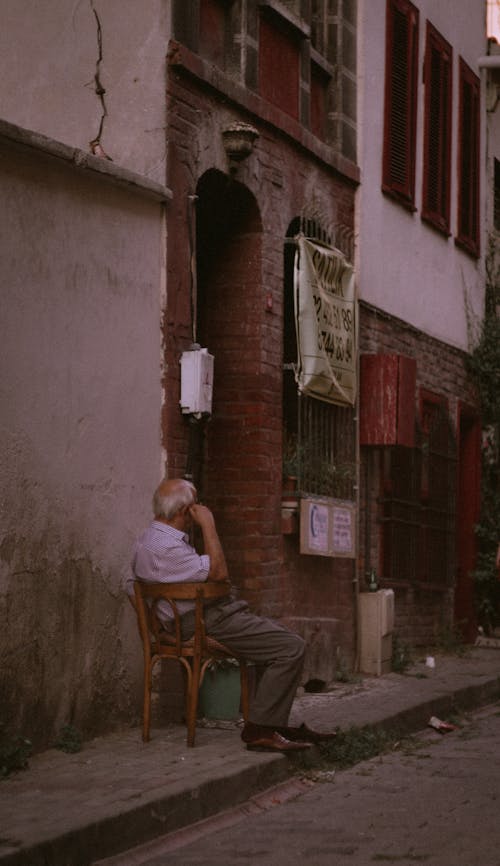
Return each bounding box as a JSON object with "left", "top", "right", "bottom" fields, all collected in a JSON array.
[{"left": 133, "top": 580, "right": 250, "bottom": 746}]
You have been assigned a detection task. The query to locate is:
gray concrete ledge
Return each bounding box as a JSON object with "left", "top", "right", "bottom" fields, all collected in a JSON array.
[{"left": 0, "top": 118, "right": 172, "bottom": 203}]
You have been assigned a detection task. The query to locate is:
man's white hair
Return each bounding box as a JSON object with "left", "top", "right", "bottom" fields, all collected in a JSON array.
[{"left": 153, "top": 479, "right": 196, "bottom": 520}]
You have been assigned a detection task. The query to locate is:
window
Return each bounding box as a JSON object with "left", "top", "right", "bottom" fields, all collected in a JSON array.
[
  {"left": 382, "top": 0, "right": 419, "bottom": 209},
  {"left": 456, "top": 59, "right": 480, "bottom": 257},
  {"left": 282, "top": 217, "right": 356, "bottom": 502},
  {"left": 199, "top": 0, "right": 227, "bottom": 68},
  {"left": 310, "top": 0, "right": 357, "bottom": 157},
  {"left": 310, "top": 61, "right": 329, "bottom": 140},
  {"left": 311, "top": 0, "right": 329, "bottom": 58},
  {"left": 259, "top": 12, "right": 301, "bottom": 119},
  {"left": 380, "top": 391, "right": 456, "bottom": 585},
  {"left": 422, "top": 23, "right": 452, "bottom": 235}
]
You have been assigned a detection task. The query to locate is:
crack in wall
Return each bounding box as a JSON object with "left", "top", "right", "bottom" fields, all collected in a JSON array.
[{"left": 89, "top": 0, "right": 111, "bottom": 158}]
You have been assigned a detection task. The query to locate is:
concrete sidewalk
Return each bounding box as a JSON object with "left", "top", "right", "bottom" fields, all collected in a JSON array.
[{"left": 1, "top": 645, "right": 499, "bottom": 866}]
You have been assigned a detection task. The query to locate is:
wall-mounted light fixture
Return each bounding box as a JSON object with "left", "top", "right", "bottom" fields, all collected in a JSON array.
[{"left": 222, "top": 122, "right": 259, "bottom": 171}]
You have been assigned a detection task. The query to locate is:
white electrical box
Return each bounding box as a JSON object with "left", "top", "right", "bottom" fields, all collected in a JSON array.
[
  {"left": 180, "top": 347, "right": 214, "bottom": 416},
  {"left": 358, "top": 589, "right": 395, "bottom": 676}
]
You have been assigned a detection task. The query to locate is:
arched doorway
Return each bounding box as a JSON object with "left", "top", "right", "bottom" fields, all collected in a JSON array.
[{"left": 194, "top": 170, "right": 268, "bottom": 601}]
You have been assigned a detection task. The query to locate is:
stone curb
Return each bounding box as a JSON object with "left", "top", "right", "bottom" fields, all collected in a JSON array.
[{"left": 0, "top": 747, "right": 289, "bottom": 866}]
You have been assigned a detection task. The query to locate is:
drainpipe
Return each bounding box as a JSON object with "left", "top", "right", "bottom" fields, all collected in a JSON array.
[
  {"left": 478, "top": 54, "right": 500, "bottom": 112},
  {"left": 477, "top": 56, "right": 500, "bottom": 68},
  {"left": 353, "top": 315, "right": 361, "bottom": 673}
]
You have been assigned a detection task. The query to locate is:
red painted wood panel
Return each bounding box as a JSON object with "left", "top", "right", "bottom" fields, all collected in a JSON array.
[
  {"left": 359, "top": 353, "right": 416, "bottom": 447},
  {"left": 259, "top": 16, "right": 300, "bottom": 120}
]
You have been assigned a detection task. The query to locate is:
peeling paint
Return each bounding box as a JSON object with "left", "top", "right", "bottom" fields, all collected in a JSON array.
[
  {"left": 0, "top": 534, "right": 17, "bottom": 566},
  {"left": 1, "top": 144, "right": 163, "bottom": 751},
  {"left": 0, "top": 543, "right": 136, "bottom": 751}
]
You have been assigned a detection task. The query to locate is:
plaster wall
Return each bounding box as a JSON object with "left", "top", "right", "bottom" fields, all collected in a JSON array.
[
  {"left": 357, "top": 0, "right": 487, "bottom": 350},
  {"left": 0, "top": 0, "right": 169, "bottom": 183},
  {"left": 0, "top": 141, "right": 164, "bottom": 747}
]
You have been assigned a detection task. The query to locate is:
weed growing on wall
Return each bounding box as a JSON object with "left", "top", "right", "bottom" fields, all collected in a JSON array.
[
  {"left": 53, "top": 724, "right": 83, "bottom": 754},
  {"left": 465, "top": 240, "right": 500, "bottom": 631},
  {"left": 0, "top": 725, "right": 32, "bottom": 779}
]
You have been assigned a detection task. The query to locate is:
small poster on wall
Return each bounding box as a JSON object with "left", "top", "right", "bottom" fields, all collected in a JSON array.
[
  {"left": 307, "top": 501, "right": 329, "bottom": 553},
  {"left": 300, "top": 497, "right": 356, "bottom": 558}
]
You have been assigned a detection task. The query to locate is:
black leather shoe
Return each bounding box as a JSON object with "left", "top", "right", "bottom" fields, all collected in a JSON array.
[
  {"left": 245, "top": 731, "right": 313, "bottom": 752},
  {"left": 274, "top": 723, "right": 338, "bottom": 743}
]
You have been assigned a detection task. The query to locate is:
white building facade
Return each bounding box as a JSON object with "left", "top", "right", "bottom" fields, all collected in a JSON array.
[{"left": 356, "top": 0, "right": 488, "bottom": 645}]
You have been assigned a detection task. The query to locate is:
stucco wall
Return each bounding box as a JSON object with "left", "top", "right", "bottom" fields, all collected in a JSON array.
[
  {"left": 357, "top": 0, "right": 486, "bottom": 350},
  {"left": 0, "top": 138, "right": 164, "bottom": 748},
  {"left": 0, "top": 0, "right": 169, "bottom": 183}
]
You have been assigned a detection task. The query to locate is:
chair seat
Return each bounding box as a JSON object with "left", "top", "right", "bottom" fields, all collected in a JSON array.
[{"left": 158, "top": 630, "right": 237, "bottom": 656}]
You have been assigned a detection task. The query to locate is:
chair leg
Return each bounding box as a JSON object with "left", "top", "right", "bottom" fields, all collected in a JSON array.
[
  {"left": 239, "top": 662, "right": 250, "bottom": 721},
  {"left": 143, "top": 658, "right": 152, "bottom": 743},
  {"left": 185, "top": 656, "right": 202, "bottom": 747}
]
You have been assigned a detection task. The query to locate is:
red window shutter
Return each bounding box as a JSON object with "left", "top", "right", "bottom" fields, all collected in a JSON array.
[
  {"left": 310, "top": 62, "right": 329, "bottom": 141},
  {"left": 359, "top": 354, "right": 416, "bottom": 447},
  {"left": 259, "top": 14, "right": 300, "bottom": 120},
  {"left": 199, "top": 0, "right": 226, "bottom": 68},
  {"left": 382, "top": 0, "right": 419, "bottom": 208},
  {"left": 456, "top": 58, "right": 480, "bottom": 257},
  {"left": 422, "top": 23, "right": 452, "bottom": 235}
]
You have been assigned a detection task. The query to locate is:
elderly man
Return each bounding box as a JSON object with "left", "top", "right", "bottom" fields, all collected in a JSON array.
[{"left": 127, "top": 476, "right": 316, "bottom": 752}]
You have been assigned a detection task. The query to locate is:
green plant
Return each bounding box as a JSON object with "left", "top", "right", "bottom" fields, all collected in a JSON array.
[
  {"left": 309, "top": 459, "right": 356, "bottom": 498},
  {"left": 282, "top": 430, "right": 355, "bottom": 497},
  {"left": 316, "top": 724, "right": 401, "bottom": 769},
  {"left": 335, "top": 667, "right": 360, "bottom": 684},
  {"left": 334, "top": 648, "right": 361, "bottom": 683},
  {"left": 391, "top": 634, "right": 413, "bottom": 673},
  {"left": 282, "top": 431, "right": 301, "bottom": 479},
  {"left": 205, "top": 657, "right": 240, "bottom": 673},
  {"left": 53, "top": 724, "right": 83, "bottom": 754},
  {"left": 465, "top": 239, "right": 500, "bottom": 632},
  {"left": 0, "top": 726, "right": 32, "bottom": 778},
  {"left": 433, "top": 622, "right": 468, "bottom": 656}
]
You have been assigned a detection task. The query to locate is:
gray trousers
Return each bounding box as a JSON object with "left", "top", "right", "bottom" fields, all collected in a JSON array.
[{"left": 182, "top": 599, "right": 305, "bottom": 727}]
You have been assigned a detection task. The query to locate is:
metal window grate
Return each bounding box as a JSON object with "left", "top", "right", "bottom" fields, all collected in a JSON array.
[
  {"left": 297, "top": 394, "right": 356, "bottom": 499},
  {"left": 282, "top": 213, "right": 356, "bottom": 502},
  {"left": 380, "top": 403, "right": 457, "bottom": 584}
]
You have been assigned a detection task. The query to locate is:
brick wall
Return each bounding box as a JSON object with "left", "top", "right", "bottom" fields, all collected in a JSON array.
[
  {"left": 164, "top": 53, "right": 357, "bottom": 677},
  {"left": 359, "top": 301, "right": 478, "bottom": 648}
]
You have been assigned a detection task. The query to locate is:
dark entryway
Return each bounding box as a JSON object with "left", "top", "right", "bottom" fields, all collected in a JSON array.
[
  {"left": 454, "top": 404, "right": 481, "bottom": 641},
  {"left": 193, "top": 170, "right": 272, "bottom": 604}
]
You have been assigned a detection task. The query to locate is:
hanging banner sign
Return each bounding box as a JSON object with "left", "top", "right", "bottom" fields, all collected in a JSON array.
[{"left": 294, "top": 236, "right": 357, "bottom": 406}]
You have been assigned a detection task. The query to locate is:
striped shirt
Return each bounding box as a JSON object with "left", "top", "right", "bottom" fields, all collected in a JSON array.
[{"left": 127, "top": 520, "right": 210, "bottom": 625}]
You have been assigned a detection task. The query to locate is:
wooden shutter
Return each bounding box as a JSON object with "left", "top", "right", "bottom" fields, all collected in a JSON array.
[
  {"left": 382, "top": 0, "right": 419, "bottom": 208},
  {"left": 456, "top": 58, "right": 480, "bottom": 257},
  {"left": 422, "top": 23, "right": 452, "bottom": 234}
]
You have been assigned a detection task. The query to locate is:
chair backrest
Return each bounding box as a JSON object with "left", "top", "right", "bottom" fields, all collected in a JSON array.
[{"left": 133, "top": 580, "right": 230, "bottom": 655}]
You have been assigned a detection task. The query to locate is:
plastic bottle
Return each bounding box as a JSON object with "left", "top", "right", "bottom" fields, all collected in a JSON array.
[{"left": 368, "top": 568, "right": 378, "bottom": 592}]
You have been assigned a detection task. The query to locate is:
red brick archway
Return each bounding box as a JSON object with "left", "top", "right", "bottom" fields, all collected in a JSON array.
[{"left": 194, "top": 170, "right": 278, "bottom": 607}]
